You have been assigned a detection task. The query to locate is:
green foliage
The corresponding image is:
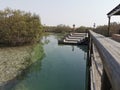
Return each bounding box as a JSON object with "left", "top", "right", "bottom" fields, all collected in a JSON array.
[
  {"left": 75, "top": 26, "right": 91, "bottom": 33},
  {"left": 55, "top": 24, "right": 71, "bottom": 33},
  {"left": 0, "top": 8, "right": 42, "bottom": 46},
  {"left": 93, "top": 25, "right": 108, "bottom": 36},
  {"left": 43, "top": 26, "right": 56, "bottom": 32},
  {"left": 43, "top": 24, "right": 71, "bottom": 33},
  {"left": 31, "top": 44, "right": 45, "bottom": 62},
  {"left": 109, "top": 22, "right": 120, "bottom": 35},
  {"left": 94, "top": 22, "right": 120, "bottom": 36}
]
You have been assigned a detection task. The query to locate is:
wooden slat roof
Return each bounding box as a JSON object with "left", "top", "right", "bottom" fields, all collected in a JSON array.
[{"left": 107, "top": 4, "right": 120, "bottom": 17}]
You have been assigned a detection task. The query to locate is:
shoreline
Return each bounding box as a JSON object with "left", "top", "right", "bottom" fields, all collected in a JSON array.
[{"left": 0, "top": 44, "right": 44, "bottom": 89}]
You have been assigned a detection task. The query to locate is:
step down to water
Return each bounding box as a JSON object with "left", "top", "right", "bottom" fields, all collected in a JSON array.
[{"left": 58, "top": 33, "right": 88, "bottom": 45}]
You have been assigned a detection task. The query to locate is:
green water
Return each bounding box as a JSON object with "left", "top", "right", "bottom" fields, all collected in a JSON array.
[{"left": 11, "top": 35, "right": 87, "bottom": 90}]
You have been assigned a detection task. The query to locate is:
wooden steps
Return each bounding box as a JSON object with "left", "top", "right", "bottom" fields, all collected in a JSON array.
[{"left": 58, "top": 33, "right": 88, "bottom": 45}]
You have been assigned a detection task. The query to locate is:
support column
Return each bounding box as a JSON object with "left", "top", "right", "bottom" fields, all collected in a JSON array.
[{"left": 108, "top": 16, "right": 111, "bottom": 37}]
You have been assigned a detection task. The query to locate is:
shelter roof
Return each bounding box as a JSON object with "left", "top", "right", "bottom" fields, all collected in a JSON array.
[{"left": 107, "top": 4, "right": 120, "bottom": 17}]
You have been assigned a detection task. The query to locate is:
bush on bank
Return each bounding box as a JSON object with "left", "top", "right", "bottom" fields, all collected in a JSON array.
[{"left": 0, "top": 8, "right": 42, "bottom": 46}]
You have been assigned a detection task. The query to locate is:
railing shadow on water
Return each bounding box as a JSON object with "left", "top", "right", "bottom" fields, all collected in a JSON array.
[
  {"left": 58, "top": 44, "right": 89, "bottom": 90},
  {"left": 58, "top": 44, "right": 88, "bottom": 52}
]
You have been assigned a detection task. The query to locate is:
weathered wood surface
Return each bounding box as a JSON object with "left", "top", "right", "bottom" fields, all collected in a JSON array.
[
  {"left": 89, "top": 30, "right": 120, "bottom": 90},
  {"left": 91, "top": 44, "right": 103, "bottom": 90}
]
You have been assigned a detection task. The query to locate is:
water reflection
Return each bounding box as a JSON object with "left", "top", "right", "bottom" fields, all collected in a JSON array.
[
  {"left": 10, "top": 34, "right": 87, "bottom": 90},
  {"left": 42, "top": 36, "right": 50, "bottom": 45},
  {"left": 77, "top": 45, "right": 88, "bottom": 53},
  {"left": 58, "top": 44, "right": 88, "bottom": 53},
  {"left": 72, "top": 45, "right": 74, "bottom": 51}
]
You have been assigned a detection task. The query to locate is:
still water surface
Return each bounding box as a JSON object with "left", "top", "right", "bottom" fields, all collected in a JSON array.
[{"left": 12, "top": 35, "right": 87, "bottom": 90}]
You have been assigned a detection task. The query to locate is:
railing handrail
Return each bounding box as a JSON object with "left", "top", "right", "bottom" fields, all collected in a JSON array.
[{"left": 89, "top": 30, "right": 120, "bottom": 90}]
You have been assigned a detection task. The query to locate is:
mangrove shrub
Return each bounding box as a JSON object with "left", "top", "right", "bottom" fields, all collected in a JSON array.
[{"left": 0, "top": 8, "right": 42, "bottom": 46}]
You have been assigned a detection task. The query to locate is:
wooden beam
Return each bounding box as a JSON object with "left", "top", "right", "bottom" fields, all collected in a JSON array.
[
  {"left": 107, "top": 8, "right": 120, "bottom": 17},
  {"left": 107, "top": 4, "right": 120, "bottom": 17}
]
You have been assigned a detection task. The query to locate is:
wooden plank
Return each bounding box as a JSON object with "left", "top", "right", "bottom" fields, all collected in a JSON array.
[
  {"left": 91, "top": 55, "right": 101, "bottom": 90},
  {"left": 91, "top": 43, "right": 103, "bottom": 90},
  {"left": 89, "top": 30, "right": 120, "bottom": 90},
  {"left": 93, "top": 44, "right": 103, "bottom": 76}
]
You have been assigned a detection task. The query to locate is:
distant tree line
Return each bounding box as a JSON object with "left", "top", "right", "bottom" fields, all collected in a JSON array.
[
  {"left": 0, "top": 8, "right": 42, "bottom": 46},
  {"left": 43, "top": 24, "right": 71, "bottom": 33},
  {"left": 75, "top": 26, "right": 92, "bottom": 33},
  {"left": 75, "top": 23, "right": 120, "bottom": 36},
  {"left": 94, "top": 22, "right": 120, "bottom": 36},
  {"left": 43, "top": 24, "right": 92, "bottom": 33},
  {"left": 43, "top": 22, "right": 120, "bottom": 37}
]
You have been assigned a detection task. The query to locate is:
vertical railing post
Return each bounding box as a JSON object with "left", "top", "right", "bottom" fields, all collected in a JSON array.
[
  {"left": 87, "top": 31, "right": 92, "bottom": 67},
  {"left": 87, "top": 31, "right": 93, "bottom": 90},
  {"left": 87, "top": 31, "right": 91, "bottom": 90},
  {"left": 108, "top": 16, "right": 111, "bottom": 37}
]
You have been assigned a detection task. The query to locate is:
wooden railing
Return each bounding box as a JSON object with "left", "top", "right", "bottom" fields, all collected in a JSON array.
[{"left": 89, "top": 30, "right": 120, "bottom": 90}]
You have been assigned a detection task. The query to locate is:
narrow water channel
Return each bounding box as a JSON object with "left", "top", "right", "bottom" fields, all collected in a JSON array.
[{"left": 11, "top": 35, "right": 87, "bottom": 90}]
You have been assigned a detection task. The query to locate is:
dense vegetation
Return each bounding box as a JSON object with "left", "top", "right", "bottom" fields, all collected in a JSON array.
[
  {"left": 94, "top": 22, "right": 120, "bottom": 36},
  {"left": 43, "top": 24, "right": 71, "bottom": 33},
  {"left": 0, "top": 8, "right": 42, "bottom": 46},
  {"left": 75, "top": 26, "right": 92, "bottom": 33},
  {"left": 75, "top": 22, "right": 120, "bottom": 36},
  {"left": 43, "top": 22, "right": 120, "bottom": 37},
  {"left": 43, "top": 24, "right": 92, "bottom": 33}
]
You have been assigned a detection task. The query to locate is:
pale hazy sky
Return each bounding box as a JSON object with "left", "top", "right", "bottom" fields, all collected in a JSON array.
[{"left": 0, "top": 0, "right": 120, "bottom": 27}]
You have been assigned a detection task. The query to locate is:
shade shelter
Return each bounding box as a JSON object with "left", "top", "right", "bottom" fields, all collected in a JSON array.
[{"left": 107, "top": 4, "right": 120, "bottom": 36}]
